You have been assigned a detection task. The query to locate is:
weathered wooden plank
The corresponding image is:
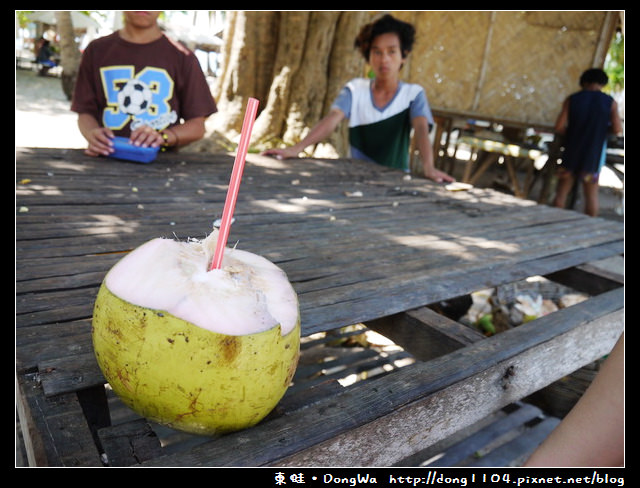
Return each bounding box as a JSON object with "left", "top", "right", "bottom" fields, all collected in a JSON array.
[
  {"left": 467, "top": 417, "right": 561, "bottom": 467},
  {"left": 545, "top": 255, "right": 624, "bottom": 296},
  {"left": 366, "top": 305, "right": 485, "bottom": 361},
  {"left": 420, "top": 402, "right": 549, "bottom": 467},
  {"left": 39, "top": 352, "right": 106, "bottom": 397},
  {"left": 16, "top": 270, "right": 108, "bottom": 296},
  {"left": 16, "top": 290, "right": 98, "bottom": 327},
  {"left": 577, "top": 255, "right": 624, "bottom": 283},
  {"left": 272, "top": 379, "right": 344, "bottom": 417},
  {"left": 16, "top": 320, "right": 94, "bottom": 372},
  {"left": 16, "top": 373, "right": 103, "bottom": 467},
  {"left": 98, "top": 418, "right": 162, "bottom": 467}
]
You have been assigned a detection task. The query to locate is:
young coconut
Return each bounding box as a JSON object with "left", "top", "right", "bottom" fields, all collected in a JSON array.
[{"left": 92, "top": 230, "right": 300, "bottom": 436}]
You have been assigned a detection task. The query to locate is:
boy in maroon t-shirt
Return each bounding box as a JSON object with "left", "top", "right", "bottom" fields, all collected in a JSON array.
[{"left": 71, "top": 11, "right": 217, "bottom": 157}]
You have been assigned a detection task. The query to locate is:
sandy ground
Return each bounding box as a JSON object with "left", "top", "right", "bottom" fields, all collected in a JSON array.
[{"left": 15, "top": 68, "right": 87, "bottom": 149}]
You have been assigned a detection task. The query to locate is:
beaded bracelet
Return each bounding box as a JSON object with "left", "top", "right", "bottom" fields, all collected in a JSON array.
[
  {"left": 160, "top": 131, "right": 170, "bottom": 149},
  {"left": 160, "top": 128, "right": 179, "bottom": 151}
]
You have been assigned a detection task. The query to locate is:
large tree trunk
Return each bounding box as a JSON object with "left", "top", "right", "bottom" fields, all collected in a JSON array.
[
  {"left": 54, "top": 11, "right": 81, "bottom": 100},
  {"left": 202, "top": 11, "right": 372, "bottom": 157}
]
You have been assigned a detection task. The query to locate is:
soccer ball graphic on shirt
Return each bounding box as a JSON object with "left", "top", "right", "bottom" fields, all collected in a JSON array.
[{"left": 117, "top": 79, "right": 152, "bottom": 116}]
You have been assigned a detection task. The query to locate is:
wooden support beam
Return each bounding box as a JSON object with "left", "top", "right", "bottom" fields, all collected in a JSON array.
[
  {"left": 366, "top": 306, "right": 484, "bottom": 362},
  {"left": 16, "top": 374, "right": 103, "bottom": 467},
  {"left": 271, "top": 300, "right": 623, "bottom": 466},
  {"left": 546, "top": 255, "right": 623, "bottom": 296}
]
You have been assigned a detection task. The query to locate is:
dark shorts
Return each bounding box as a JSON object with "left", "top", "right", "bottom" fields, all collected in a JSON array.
[
  {"left": 557, "top": 166, "right": 600, "bottom": 183},
  {"left": 558, "top": 141, "right": 607, "bottom": 184}
]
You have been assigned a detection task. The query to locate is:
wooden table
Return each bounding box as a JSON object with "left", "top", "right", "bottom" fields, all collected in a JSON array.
[
  {"left": 430, "top": 109, "right": 556, "bottom": 202},
  {"left": 455, "top": 136, "right": 546, "bottom": 199},
  {"left": 16, "top": 147, "right": 624, "bottom": 467}
]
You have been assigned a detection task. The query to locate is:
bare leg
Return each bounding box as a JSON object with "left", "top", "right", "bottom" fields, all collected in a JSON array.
[
  {"left": 553, "top": 170, "right": 574, "bottom": 209},
  {"left": 583, "top": 179, "right": 600, "bottom": 217}
]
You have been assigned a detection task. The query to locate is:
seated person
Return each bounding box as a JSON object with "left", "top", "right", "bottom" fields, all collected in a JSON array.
[
  {"left": 71, "top": 11, "right": 217, "bottom": 156},
  {"left": 36, "top": 38, "right": 57, "bottom": 76}
]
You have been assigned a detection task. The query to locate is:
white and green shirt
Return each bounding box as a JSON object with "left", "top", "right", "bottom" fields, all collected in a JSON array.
[{"left": 332, "top": 78, "right": 434, "bottom": 171}]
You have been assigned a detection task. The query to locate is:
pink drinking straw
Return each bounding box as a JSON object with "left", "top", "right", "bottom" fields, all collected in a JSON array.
[{"left": 210, "top": 97, "right": 260, "bottom": 270}]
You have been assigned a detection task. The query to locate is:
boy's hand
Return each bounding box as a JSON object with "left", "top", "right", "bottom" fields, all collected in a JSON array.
[
  {"left": 129, "top": 126, "right": 164, "bottom": 148},
  {"left": 84, "top": 127, "right": 115, "bottom": 157}
]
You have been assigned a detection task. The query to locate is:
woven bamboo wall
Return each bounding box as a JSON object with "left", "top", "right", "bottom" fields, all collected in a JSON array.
[{"left": 393, "top": 11, "right": 619, "bottom": 128}]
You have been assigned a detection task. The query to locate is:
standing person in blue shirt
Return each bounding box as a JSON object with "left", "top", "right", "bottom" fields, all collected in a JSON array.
[
  {"left": 262, "top": 14, "right": 454, "bottom": 183},
  {"left": 552, "top": 68, "right": 622, "bottom": 217}
]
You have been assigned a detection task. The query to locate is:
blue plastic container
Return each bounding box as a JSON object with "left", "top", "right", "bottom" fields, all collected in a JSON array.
[{"left": 107, "top": 136, "right": 160, "bottom": 163}]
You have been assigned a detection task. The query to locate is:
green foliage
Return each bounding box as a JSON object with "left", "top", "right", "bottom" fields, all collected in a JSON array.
[
  {"left": 604, "top": 31, "right": 624, "bottom": 94},
  {"left": 15, "top": 11, "right": 33, "bottom": 28}
]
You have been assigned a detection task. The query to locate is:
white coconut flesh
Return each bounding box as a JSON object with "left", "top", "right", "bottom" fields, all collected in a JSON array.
[{"left": 104, "top": 230, "right": 298, "bottom": 337}]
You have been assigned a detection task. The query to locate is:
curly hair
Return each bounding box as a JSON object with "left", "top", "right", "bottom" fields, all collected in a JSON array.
[{"left": 354, "top": 14, "right": 416, "bottom": 60}]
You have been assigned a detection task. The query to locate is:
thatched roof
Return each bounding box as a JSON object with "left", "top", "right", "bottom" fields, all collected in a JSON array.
[{"left": 395, "top": 11, "right": 622, "bottom": 129}]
